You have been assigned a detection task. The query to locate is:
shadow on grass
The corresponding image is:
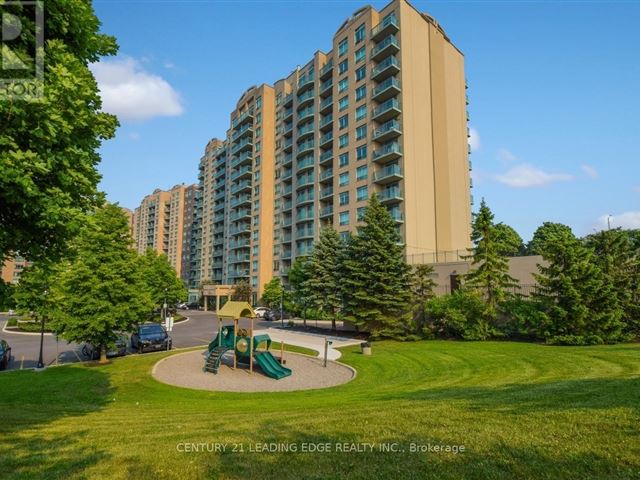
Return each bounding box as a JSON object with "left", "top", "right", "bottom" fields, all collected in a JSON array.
[
  {"left": 380, "top": 377, "right": 640, "bottom": 414},
  {"left": 0, "top": 365, "right": 115, "bottom": 478},
  {"left": 202, "top": 423, "right": 636, "bottom": 480}
]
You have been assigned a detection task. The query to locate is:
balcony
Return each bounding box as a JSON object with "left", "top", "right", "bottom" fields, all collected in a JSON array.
[
  {"left": 281, "top": 232, "right": 293, "bottom": 243},
  {"left": 230, "top": 164, "right": 252, "bottom": 182},
  {"left": 320, "top": 60, "right": 333, "bottom": 80},
  {"left": 214, "top": 189, "right": 225, "bottom": 201},
  {"left": 297, "top": 226, "right": 315, "bottom": 239},
  {"left": 319, "top": 114, "right": 333, "bottom": 132},
  {"left": 231, "top": 137, "right": 253, "bottom": 155},
  {"left": 281, "top": 168, "right": 293, "bottom": 181},
  {"left": 296, "top": 190, "right": 315, "bottom": 205},
  {"left": 283, "top": 137, "right": 293, "bottom": 152},
  {"left": 297, "top": 155, "right": 315, "bottom": 172},
  {"left": 231, "top": 123, "right": 253, "bottom": 142},
  {"left": 297, "top": 122, "right": 315, "bottom": 141},
  {"left": 372, "top": 141, "right": 402, "bottom": 163},
  {"left": 283, "top": 93, "right": 293, "bottom": 107},
  {"left": 319, "top": 96, "right": 333, "bottom": 114},
  {"left": 298, "top": 74, "right": 315, "bottom": 93},
  {"left": 214, "top": 202, "right": 225, "bottom": 212},
  {"left": 373, "top": 164, "right": 403, "bottom": 184},
  {"left": 229, "top": 269, "right": 250, "bottom": 278},
  {"left": 297, "top": 107, "right": 315, "bottom": 125},
  {"left": 319, "top": 167, "right": 334, "bottom": 182},
  {"left": 319, "top": 150, "right": 333, "bottom": 166},
  {"left": 282, "top": 200, "right": 293, "bottom": 212},
  {"left": 229, "top": 237, "right": 250, "bottom": 249},
  {"left": 296, "top": 175, "right": 315, "bottom": 189},
  {"left": 283, "top": 107, "right": 293, "bottom": 121},
  {"left": 283, "top": 122, "right": 293, "bottom": 137},
  {"left": 230, "top": 179, "right": 252, "bottom": 195},
  {"left": 319, "top": 79, "right": 333, "bottom": 97},
  {"left": 296, "top": 210, "right": 314, "bottom": 222},
  {"left": 371, "top": 34, "right": 400, "bottom": 62},
  {"left": 320, "top": 186, "right": 333, "bottom": 199},
  {"left": 371, "top": 55, "right": 400, "bottom": 82},
  {"left": 379, "top": 187, "right": 403, "bottom": 204},
  {"left": 319, "top": 131, "right": 333, "bottom": 148},
  {"left": 282, "top": 216, "right": 293, "bottom": 227},
  {"left": 372, "top": 119, "right": 402, "bottom": 143},
  {"left": 229, "top": 208, "right": 251, "bottom": 222},
  {"left": 281, "top": 250, "right": 292, "bottom": 260},
  {"left": 372, "top": 76, "right": 401, "bottom": 102},
  {"left": 229, "top": 253, "right": 250, "bottom": 264},
  {"left": 296, "top": 139, "right": 315, "bottom": 156},
  {"left": 232, "top": 109, "right": 254, "bottom": 129},
  {"left": 230, "top": 194, "right": 252, "bottom": 209},
  {"left": 371, "top": 14, "right": 399, "bottom": 41},
  {"left": 281, "top": 184, "right": 293, "bottom": 196},
  {"left": 372, "top": 97, "right": 401, "bottom": 122},
  {"left": 228, "top": 223, "right": 251, "bottom": 236},
  {"left": 297, "top": 89, "right": 315, "bottom": 108},
  {"left": 282, "top": 153, "right": 293, "bottom": 166},
  {"left": 213, "top": 213, "right": 225, "bottom": 223},
  {"left": 319, "top": 205, "right": 334, "bottom": 218},
  {"left": 388, "top": 209, "right": 404, "bottom": 223}
]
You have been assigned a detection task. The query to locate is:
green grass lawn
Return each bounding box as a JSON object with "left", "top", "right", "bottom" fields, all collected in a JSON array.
[{"left": 1, "top": 341, "right": 639, "bottom": 480}]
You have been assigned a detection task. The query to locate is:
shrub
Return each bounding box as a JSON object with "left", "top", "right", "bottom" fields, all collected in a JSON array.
[
  {"left": 498, "top": 297, "right": 546, "bottom": 340},
  {"left": 424, "top": 290, "right": 497, "bottom": 340}
]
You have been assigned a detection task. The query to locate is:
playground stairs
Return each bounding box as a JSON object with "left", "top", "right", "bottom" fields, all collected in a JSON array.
[{"left": 204, "top": 346, "right": 231, "bottom": 374}]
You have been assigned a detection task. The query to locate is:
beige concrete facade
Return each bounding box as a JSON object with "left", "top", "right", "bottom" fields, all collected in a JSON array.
[
  {"left": 1, "top": 256, "right": 32, "bottom": 284},
  {"left": 196, "top": 0, "right": 472, "bottom": 298},
  {"left": 132, "top": 183, "right": 197, "bottom": 279}
]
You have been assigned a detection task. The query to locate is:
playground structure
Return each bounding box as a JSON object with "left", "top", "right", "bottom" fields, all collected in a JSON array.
[{"left": 204, "top": 301, "right": 292, "bottom": 380}]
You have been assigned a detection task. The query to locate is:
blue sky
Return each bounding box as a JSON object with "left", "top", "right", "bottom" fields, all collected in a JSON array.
[{"left": 92, "top": 0, "right": 640, "bottom": 241}]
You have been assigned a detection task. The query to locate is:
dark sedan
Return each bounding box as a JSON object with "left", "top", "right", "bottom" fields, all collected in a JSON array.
[
  {"left": 131, "top": 323, "right": 172, "bottom": 353},
  {"left": 81, "top": 334, "right": 128, "bottom": 360},
  {"left": 0, "top": 339, "right": 11, "bottom": 370}
]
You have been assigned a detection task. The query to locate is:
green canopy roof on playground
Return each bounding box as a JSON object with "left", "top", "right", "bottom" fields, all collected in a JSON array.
[{"left": 216, "top": 301, "right": 256, "bottom": 320}]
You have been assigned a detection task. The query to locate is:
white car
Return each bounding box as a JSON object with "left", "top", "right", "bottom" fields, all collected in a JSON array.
[{"left": 254, "top": 307, "right": 269, "bottom": 318}]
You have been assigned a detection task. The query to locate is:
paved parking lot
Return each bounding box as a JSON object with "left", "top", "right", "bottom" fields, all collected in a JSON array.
[{"left": 0, "top": 311, "right": 227, "bottom": 371}]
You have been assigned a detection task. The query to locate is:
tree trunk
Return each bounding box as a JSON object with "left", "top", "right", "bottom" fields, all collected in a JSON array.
[
  {"left": 331, "top": 318, "right": 336, "bottom": 331},
  {"left": 99, "top": 345, "right": 108, "bottom": 364}
]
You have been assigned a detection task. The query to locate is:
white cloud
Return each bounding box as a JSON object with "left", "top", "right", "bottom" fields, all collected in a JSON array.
[
  {"left": 581, "top": 164, "right": 598, "bottom": 179},
  {"left": 90, "top": 56, "right": 184, "bottom": 121},
  {"left": 163, "top": 61, "right": 176, "bottom": 70},
  {"left": 594, "top": 212, "right": 640, "bottom": 231},
  {"left": 497, "top": 148, "right": 517, "bottom": 163},
  {"left": 495, "top": 164, "right": 573, "bottom": 188},
  {"left": 468, "top": 128, "right": 480, "bottom": 152},
  {"left": 128, "top": 132, "right": 141, "bottom": 141}
]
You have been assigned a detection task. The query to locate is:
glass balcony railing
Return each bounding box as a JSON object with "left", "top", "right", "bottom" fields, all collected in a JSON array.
[
  {"left": 371, "top": 55, "right": 400, "bottom": 81},
  {"left": 371, "top": 34, "right": 400, "bottom": 62},
  {"left": 372, "top": 76, "right": 401, "bottom": 101},
  {"left": 319, "top": 168, "right": 333, "bottom": 181},
  {"left": 371, "top": 14, "right": 399, "bottom": 41},
  {"left": 372, "top": 119, "right": 402, "bottom": 142},
  {"left": 319, "top": 205, "right": 334, "bottom": 217},
  {"left": 372, "top": 97, "right": 401, "bottom": 122},
  {"left": 372, "top": 141, "right": 402, "bottom": 163},
  {"left": 373, "top": 164, "right": 403, "bottom": 183}
]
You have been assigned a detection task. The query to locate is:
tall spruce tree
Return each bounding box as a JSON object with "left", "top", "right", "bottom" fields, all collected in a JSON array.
[
  {"left": 411, "top": 264, "right": 437, "bottom": 333},
  {"left": 304, "top": 227, "right": 344, "bottom": 330},
  {"left": 341, "top": 195, "right": 413, "bottom": 339},
  {"left": 533, "top": 226, "right": 623, "bottom": 344},
  {"left": 288, "top": 257, "right": 311, "bottom": 319},
  {"left": 584, "top": 228, "right": 640, "bottom": 337},
  {"left": 50, "top": 204, "right": 152, "bottom": 362},
  {"left": 464, "top": 199, "right": 519, "bottom": 316}
]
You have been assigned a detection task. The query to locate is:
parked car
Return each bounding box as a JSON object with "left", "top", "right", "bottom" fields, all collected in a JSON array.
[
  {"left": 186, "top": 302, "right": 201, "bottom": 310},
  {"left": 263, "top": 310, "right": 276, "bottom": 322},
  {"left": 254, "top": 307, "right": 270, "bottom": 318},
  {"left": 176, "top": 302, "right": 188, "bottom": 310},
  {"left": 7, "top": 310, "right": 16, "bottom": 316},
  {"left": 131, "top": 323, "right": 172, "bottom": 353},
  {"left": 0, "top": 339, "right": 11, "bottom": 370},
  {"left": 81, "top": 334, "right": 128, "bottom": 360}
]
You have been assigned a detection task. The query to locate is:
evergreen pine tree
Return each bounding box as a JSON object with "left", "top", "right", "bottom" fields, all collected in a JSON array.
[
  {"left": 51, "top": 204, "right": 152, "bottom": 362},
  {"left": 533, "top": 226, "right": 624, "bottom": 344},
  {"left": 304, "top": 227, "right": 344, "bottom": 330},
  {"left": 464, "top": 199, "right": 519, "bottom": 317},
  {"left": 341, "top": 194, "right": 413, "bottom": 339},
  {"left": 411, "top": 264, "right": 437, "bottom": 333}
]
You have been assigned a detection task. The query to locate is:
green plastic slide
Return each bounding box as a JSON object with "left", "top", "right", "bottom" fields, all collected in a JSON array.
[{"left": 253, "top": 351, "right": 292, "bottom": 379}]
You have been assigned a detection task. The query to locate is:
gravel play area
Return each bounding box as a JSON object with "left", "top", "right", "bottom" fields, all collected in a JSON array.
[{"left": 152, "top": 350, "right": 356, "bottom": 392}]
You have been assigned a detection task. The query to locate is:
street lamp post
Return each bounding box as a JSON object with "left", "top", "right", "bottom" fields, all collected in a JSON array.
[
  {"left": 280, "top": 289, "right": 284, "bottom": 327},
  {"left": 36, "top": 288, "right": 48, "bottom": 369}
]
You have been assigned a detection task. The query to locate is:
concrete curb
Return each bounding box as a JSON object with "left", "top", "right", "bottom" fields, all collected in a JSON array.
[{"left": 2, "top": 322, "right": 54, "bottom": 337}]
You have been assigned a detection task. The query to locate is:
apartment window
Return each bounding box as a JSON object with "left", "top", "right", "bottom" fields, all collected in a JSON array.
[
  {"left": 255, "top": 96, "right": 262, "bottom": 109},
  {"left": 339, "top": 211, "right": 350, "bottom": 225},
  {"left": 255, "top": 155, "right": 261, "bottom": 166},
  {"left": 255, "top": 141, "right": 261, "bottom": 152},
  {"left": 356, "top": 164, "right": 368, "bottom": 181},
  {"left": 356, "top": 105, "right": 367, "bottom": 121},
  {"left": 355, "top": 65, "right": 366, "bottom": 82},
  {"left": 355, "top": 47, "right": 366, "bottom": 64},
  {"left": 339, "top": 172, "right": 349, "bottom": 187},
  {"left": 356, "top": 124, "right": 367, "bottom": 140},
  {"left": 338, "top": 59, "right": 348, "bottom": 74},
  {"left": 276, "top": 93, "right": 282, "bottom": 106},
  {"left": 339, "top": 114, "right": 349, "bottom": 130},
  {"left": 355, "top": 85, "right": 366, "bottom": 101},
  {"left": 338, "top": 77, "right": 349, "bottom": 93},
  {"left": 338, "top": 96, "right": 349, "bottom": 111},
  {"left": 338, "top": 38, "right": 348, "bottom": 56},
  {"left": 256, "top": 113, "right": 262, "bottom": 123},
  {"left": 357, "top": 207, "right": 366, "bottom": 221},
  {"left": 251, "top": 276, "right": 258, "bottom": 287},
  {"left": 339, "top": 152, "right": 349, "bottom": 167},
  {"left": 356, "top": 144, "right": 367, "bottom": 160},
  {"left": 273, "top": 260, "right": 280, "bottom": 271},
  {"left": 252, "top": 245, "right": 259, "bottom": 256},
  {"left": 252, "top": 260, "right": 258, "bottom": 271},
  {"left": 339, "top": 192, "right": 349, "bottom": 206},
  {"left": 355, "top": 24, "right": 366, "bottom": 44},
  {"left": 256, "top": 126, "right": 262, "bottom": 137},
  {"left": 339, "top": 133, "right": 349, "bottom": 148},
  {"left": 357, "top": 185, "right": 368, "bottom": 202},
  {"left": 254, "top": 170, "right": 261, "bottom": 181}
]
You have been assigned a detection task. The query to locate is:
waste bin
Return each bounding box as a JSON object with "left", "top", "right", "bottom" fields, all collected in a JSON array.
[{"left": 361, "top": 342, "right": 371, "bottom": 356}]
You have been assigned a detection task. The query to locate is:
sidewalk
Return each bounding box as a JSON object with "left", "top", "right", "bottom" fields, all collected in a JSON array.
[{"left": 257, "top": 328, "right": 363, "bottom": 361}]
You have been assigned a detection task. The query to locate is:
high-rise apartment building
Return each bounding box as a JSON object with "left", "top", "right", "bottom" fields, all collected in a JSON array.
[
  {"left": 132, "top": 183, "right": 198, "bottom": 280},
  {"left": 1, "top": 256, "right": 32, "bottom": 285},
  {"left": 195, "top": 0, "right": 471, "bottom": 301}
]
